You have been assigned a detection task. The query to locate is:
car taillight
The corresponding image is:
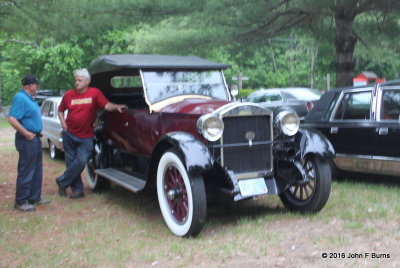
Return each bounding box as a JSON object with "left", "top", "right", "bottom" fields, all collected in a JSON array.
[{"left": 306, "top": 101, "right": 314, "bottom": 112}]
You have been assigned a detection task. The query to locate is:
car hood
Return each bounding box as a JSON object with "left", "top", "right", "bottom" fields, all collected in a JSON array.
[{"left": 159, "top": 98, "right": 230, "bottom": 115}]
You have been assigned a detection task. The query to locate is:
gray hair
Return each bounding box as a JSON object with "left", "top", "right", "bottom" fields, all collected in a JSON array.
[{"left": 74, "top": 68, "right": 91, "bottom": 80}]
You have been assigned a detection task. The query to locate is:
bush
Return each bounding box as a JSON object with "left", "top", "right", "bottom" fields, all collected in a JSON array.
[{"left": 237, "top": 88, "right": 254, "bottom": 99}]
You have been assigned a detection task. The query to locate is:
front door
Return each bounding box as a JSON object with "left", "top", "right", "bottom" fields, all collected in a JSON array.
[{"left": 327, "top": 89, "right": 376, "bottom": 172}]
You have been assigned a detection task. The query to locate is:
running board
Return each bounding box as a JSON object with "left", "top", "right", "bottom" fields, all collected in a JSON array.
[{"left": 94, "top": 168, "right": 146, "bottom": 192}]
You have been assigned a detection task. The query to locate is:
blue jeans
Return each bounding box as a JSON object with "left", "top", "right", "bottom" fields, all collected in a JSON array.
[
  {"left": 56, "top": 131, "right": 93, "bottom": 193},
  {"left": 15, "top": 133, "right": 43, "bottom": 205}
]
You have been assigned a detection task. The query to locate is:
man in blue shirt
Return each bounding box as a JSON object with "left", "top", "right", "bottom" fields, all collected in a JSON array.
[{"left": 8, "top": 74, "right": 50, "bottom": 212}]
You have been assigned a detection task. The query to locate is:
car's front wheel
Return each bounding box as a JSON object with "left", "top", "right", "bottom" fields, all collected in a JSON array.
[
  {"left": 279, "top": 155, "right": 331, "bottom": 213},
  {"left": 157, "top": 149, "right": 207, "bottom": 237},
  {"left": 48, "top": 140, "right": 62, "bottom": 160}
]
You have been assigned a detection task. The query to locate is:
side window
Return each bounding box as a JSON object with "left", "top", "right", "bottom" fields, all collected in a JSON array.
[
  {"left": 266, "top": 93, "right": 282, "bottom": 102},
  {"left": 381, "top": 89, "right": 400, "bottom": 120},
  {"left": 323, "top": 93, "right": 340, "bottom": 121},
  {"left": 41, "top": 101, "right": 51, "bottom": 117},
  {"left": 111, "top": 76, "right": 142, "bottom": 88},
  {"left": 248, "top": 95, "right": 262, "bottom": 103},
  {"left": 334, "top": 91, "right": 371, "bottom": 120},
  {"left": 48, "top": 102, "right": 55, "bottom": 117}
]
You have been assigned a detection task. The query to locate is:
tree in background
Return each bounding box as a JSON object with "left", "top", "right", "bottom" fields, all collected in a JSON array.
[
  {"left": 129, "top": 0, "right": 400, "bottom": 87},
  {"left": 1, "top": 0, "right": 400, "bottom": 104}
]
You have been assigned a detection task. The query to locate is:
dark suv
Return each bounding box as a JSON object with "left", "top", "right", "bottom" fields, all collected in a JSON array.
[{"left": 85, "top": 54, "right": 334, "bottom": 237}]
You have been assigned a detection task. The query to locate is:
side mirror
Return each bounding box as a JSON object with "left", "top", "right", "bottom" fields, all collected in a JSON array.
[{"left": 230, "top": 85, "right": 239, "bottom": 97}]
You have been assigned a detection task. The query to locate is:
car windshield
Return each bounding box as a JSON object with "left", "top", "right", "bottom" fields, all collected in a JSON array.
[
  {"left": 142, "top": 71, "right": 229, "bottom": 104},
  {"left": 284, "top": 88, "right": 322, "bottom": 101}
]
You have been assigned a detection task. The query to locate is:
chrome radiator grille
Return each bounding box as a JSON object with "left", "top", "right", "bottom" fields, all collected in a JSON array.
[{"left": 221, "top": 114, "right": 272, "bottom": 177}]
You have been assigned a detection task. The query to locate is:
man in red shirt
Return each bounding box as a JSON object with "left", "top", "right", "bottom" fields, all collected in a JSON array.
[{"left": 56, "top": 68, "right": 127, "bottom": 198}]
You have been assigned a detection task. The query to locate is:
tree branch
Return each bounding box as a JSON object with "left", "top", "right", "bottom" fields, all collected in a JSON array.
[{"left": 2, "top": 39, "right": 39, "bottom": 48}]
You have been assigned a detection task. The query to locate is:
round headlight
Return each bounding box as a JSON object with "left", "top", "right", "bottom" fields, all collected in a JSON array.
[
  {"left": 197, "top": 114, "right": 224, "bottom": 141},
  {"left": 276, "top": 111, "right": 300, "bottom": 136}
]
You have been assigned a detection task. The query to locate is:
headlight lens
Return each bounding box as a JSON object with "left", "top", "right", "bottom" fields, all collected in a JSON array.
[
  {"left": 197, "top": 114, "right": 224, "bottom": 141},
  {"left": 276, "top": 111, "right": 300, "bottom": 136}
]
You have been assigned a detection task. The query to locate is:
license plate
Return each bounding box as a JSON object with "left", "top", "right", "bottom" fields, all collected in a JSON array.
[{"left": 238, "top": 178, "right": 268, "bottom": 197}]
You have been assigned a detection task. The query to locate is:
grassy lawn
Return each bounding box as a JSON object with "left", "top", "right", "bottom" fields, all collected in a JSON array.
[
  {"left": 0, "top": 125, "right": 399, "bottom": 267},
  {"left": 0, "top": 118, "right": 9, "bottom": 129},
  {"left": 1, "top": 178, "right": 399, "bottom": 267}
]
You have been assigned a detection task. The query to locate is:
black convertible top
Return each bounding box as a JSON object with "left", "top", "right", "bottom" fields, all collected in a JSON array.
[{"left": 88, "top": 54, "right": 231, "bottom": 74}]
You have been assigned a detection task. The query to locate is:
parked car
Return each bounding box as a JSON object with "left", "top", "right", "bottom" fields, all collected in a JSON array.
[
  {"left": 304, "top": 80, "right": 400, "bottom": 178},
  {"left": 34, "top": 89, "right": 59, "bottom": 106},
  {"left": 85, "top": 54, "right": 334, "bottom": 237},
  {"left": 40, "top": 96, "right": 64, "bottom": 159},
  {"left": 246, "top": 88, "right": 322, "bottom": 120}
]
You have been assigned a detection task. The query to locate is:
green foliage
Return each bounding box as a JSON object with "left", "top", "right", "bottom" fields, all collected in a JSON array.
[
  {"left": 0, "top": 0, "right": 399, "bottom": 104},
  {"left": 0, "top": 28, "right": 137, "bottom": 104},
  {"left": 237, "top": 89, "right": 254, "bottom": 98},
  {"left": 0, "top": 39, "right": 85, "bottom": 104}
]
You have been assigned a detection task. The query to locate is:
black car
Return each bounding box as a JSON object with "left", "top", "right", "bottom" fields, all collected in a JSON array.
[
  {"left": 304, "top": 80, "right": 400, "bottom": 178},
  {"left": 246, "top": 88, "right": 322, "bottom": 121},
  {"left": 84, "top": 54, "right": 334, "bottom": 237}
]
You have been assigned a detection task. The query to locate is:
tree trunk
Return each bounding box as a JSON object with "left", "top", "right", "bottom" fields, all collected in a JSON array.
[
  {"left": 268, "top": 39, "right": 277, "bottom": 72},
  {"left": 310, "top": 38, "right": 318, "bottom": 89},
  {"left": 334, "top": 8, "right": 357, "bottom": 88}
]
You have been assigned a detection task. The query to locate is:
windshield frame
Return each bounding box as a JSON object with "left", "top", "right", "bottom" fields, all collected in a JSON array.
[{"left": 141, "top": 70, "right": 230, "bottom": 108}]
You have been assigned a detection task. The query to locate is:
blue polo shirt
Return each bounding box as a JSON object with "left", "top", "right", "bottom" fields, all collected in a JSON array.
[{"left": 9, "top": 89, "right": 42, "bottom": 133}]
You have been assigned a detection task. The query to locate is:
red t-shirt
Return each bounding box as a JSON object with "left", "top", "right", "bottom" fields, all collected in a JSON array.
[{"left": 58, "top": 87, "right": 108, "bottom": 138}]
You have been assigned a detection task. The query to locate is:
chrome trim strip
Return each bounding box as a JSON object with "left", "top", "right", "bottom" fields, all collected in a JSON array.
[
  {"left": 336, "top": 153, "right": 400, "bottom": 162},
  {"left": 220, "top": 70, "right": 232, "bottom": 102},
  {"left": 336, "top": 153, "right": 372, "bottom": 160},
  {"left": 139, "top": 70, "right": 152, "bottom": 112},
  {"left": 335, "top": 154, "right": 400, "bottom": 177},
  {"left": 214, "top": 102, "right": 271, "bottom": 117},
  {"left": 211, "top": 140, "right": 274, "bottom": 148}
]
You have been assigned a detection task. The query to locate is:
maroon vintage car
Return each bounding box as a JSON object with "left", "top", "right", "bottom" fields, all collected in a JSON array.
[{"left": 85, "top": 54, "right": 334, "bottom": 237}]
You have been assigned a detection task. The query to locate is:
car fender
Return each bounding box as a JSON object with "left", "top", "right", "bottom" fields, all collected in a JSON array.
[
  {"left": 152, "top": 132, "right": 214, "bottom": 176},
  {"left": 273, "top": 127, "right": 334, "bottom": 188},
  {"left": 293, "top": 127, "right": 335, "bottom": 161}
]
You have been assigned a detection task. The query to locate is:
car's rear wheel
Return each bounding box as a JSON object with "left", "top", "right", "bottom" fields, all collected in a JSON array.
[
  {"left": 279, "top": 155, "right": 331, "bottom": 213},
  {"left": 48, "top": 140, "right": 61, "bottom": 160},
  {"left": 157, "top": 149, "right": 207, "bottom": 237},
  {"left": 85, "top": 141, "right": 110, "bottom": 191}
]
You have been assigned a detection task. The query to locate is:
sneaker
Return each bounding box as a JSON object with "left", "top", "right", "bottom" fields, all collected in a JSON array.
[
  {"left": 14, "top": 203, "right": 36, "bottom": 212},
  {"left": 69, "top": 191, "right": 84, "bottom": 199},
  {"left": 56, "top": 179, "right": 67, "bottom": 197},
  {"left": 29, "top": 198, "right": 51, "bottom": 205}
]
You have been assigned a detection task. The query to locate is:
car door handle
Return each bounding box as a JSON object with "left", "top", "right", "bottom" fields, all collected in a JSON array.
[
  {"left": 378, "top": 127, "right": 388, "bottom": 135},
  {"left": 330, "top": 127, "right": 338, "bottom": 134}
]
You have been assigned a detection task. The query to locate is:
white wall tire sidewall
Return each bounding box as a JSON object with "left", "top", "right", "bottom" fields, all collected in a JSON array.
[
  {"left": 49, "top": 141, "right": 56, "bottom": 159},
  {"left": 157, "top": 152, "right": 193, "bottom": 237},
  {"left": 85, "top": 164, "right": 98, "bottom": 190}
]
